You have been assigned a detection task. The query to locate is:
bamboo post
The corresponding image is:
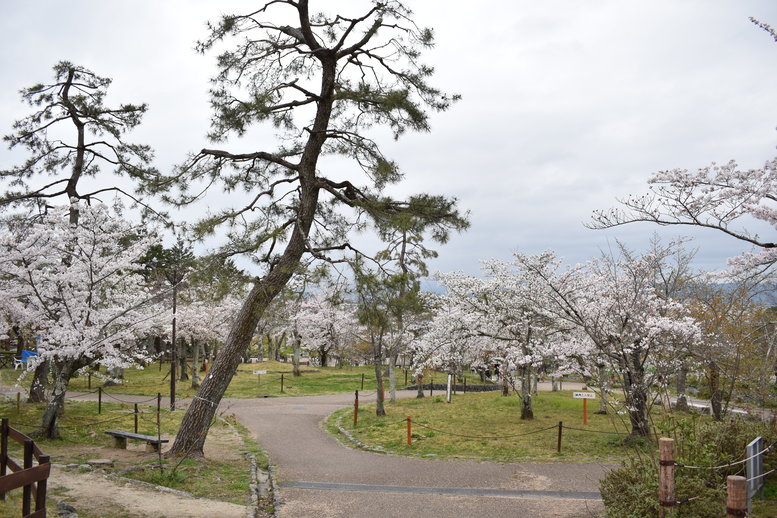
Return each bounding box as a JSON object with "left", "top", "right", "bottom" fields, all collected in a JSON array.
[
  {"left": 659, "top": 438, "right": 675, "bottom": 517},
  {"left": 134, "top": 403, "right": 139, "bottom": 434},
  {"left": 726, "top": 476, "right": 747, "bottom": 518},
  {"left": 407, "top": 416, "right": 412, "bottom": 445},
  {"left": 354, "top": 390, "right": 359, "bottom": 427},
  {"left": 98, "top": 387, "right": 102, "bottom": 414},
  {"left": 557, "top": 421, "right": 563, "bottom": 453}
]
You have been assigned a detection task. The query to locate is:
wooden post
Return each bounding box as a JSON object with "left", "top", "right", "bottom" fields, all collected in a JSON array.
[
  {"left": 98, "top": 387, "right": 102, "bottom": 414},
  {"left": 430, "top": 376, "right": 433, "bottom": 397},
  {"left": 35, "top": 454, "right": 49, "bottom": 513},
  {"left": 407, "top": 416, "right": 412, "bottom": 445},
  {"left": 134, "top": 403, "right": 139, "bottom": 434},
  {"left": 281, "top": 373, "right": 284, "bottom": 393},
  {"left": 361, "top": 373, "right": 365, "bottom": 390},
  {"left": 404, "top": 369, "right": 408, "bottom": 385},
  {"left": 88, "top": 372, "right": 91, "bottom": 390},
  {"left": 726, "top": 475, "right": 747, "bottom": 518},
  {"left": 464, "top": 376, "right": 467, "bottom": 394},
  {"left": 659, "top": 438, "right": 675, "bottom": 517},
  {"left": 583, "top": 397, "right": 588, "bottom": 425},
  {"left": 1, "top": 418, "right": 8, "bottom": 501},
  {"left": 157, "top": 392, "right": 161, "bottom": 416},
  {"left": 22, "top": 439, "right": 32, "bottom": 516},
  {"left": 354, "top": 390, "right": 359, "bottom": 427},
  {"left": 557, "top": 421, "right": 563, "bottom": 453}
]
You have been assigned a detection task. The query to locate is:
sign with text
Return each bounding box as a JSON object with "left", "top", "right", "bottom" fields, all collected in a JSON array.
[
  {"left": 573, "top": 391, "right": 596, "bottom": 399},
  {"left": 253, "top": 370, "right": 267, "bottom": 375}
]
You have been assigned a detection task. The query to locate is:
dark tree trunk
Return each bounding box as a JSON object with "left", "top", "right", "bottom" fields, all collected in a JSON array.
[
  {"left": 292, "top": 331, "right": 302, "bottom": 377},
  {"left": 415, "top": 373, "right": 424, "bottom": 398},
  {"left": 596, "top": 364, "right": 608, "bottom": 415},
  {"left": 38, "top": 359, "right": 81, "bottom": 439},
  {"left": 622, "top": 350, "right": 650, "bottom": 438},
  {"left": 191, "top": 339, "right": 201, "bottom": 388},
  {"left": 709, "top": 363, "right": 723, "bottom": 420},
  {"left": 374, "top": 357, "right": 386, "bottom": 416},
  {"left": 178, "top": 339, "right": 189, "bottom": 381},
  {"left": 675, "top": 363, "right": 689, "bottom": 412},
  {"left": 388, "top": 351, "right": 398, "bottom": 402},
  {"left": 520, "top": 365, "right": 533, "bottom": 420},
  {"left": 28, "top": 360, "right": 49, "bottom": 403}
]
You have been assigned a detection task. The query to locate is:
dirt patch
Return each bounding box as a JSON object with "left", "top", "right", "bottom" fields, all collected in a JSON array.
[{"left": 50, "top": 466, "right": 247, "bottom": 518}]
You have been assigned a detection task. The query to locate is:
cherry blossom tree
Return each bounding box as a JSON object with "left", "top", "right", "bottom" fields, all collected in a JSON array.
[
  {"left": 292, "top": 291, "right": 358, "bottom": 368},
  {"left": 0, "top": 203, "right": 160, "bottom": 438},
  {"left": 590, "top": 17, "right": 777, "bottom": 276},
  {"left": 515, "top": 246, "right": 700, "bottom": 438}
]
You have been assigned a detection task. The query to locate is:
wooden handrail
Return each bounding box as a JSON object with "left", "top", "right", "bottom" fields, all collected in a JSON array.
[{"left": 0, "top": 418, "right": 50, "bottom": 517}]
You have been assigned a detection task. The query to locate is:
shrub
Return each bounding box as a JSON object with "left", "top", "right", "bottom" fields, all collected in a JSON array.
[{"left": 600, "top": 414, "right": 777, "bottom": 517}]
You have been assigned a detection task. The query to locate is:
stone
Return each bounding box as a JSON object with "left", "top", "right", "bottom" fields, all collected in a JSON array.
[{"left": 86, "top": 459, "right": 114, "bottom": 468}]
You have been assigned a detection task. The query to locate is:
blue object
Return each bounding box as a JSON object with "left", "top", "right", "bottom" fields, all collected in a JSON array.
[{"left": 20, "top": 350, "right": 37, "bottom": 363}]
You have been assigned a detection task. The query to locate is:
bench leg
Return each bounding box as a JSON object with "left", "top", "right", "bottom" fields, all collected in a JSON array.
[
  {"left": 145, "top": 442, "right": 160, "bottom": 453},
  {"left": 112, "top": 436, "right": 127, "bottom": 449}
]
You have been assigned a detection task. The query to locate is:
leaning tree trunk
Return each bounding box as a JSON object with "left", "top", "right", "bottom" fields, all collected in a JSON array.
[
  {"left": 38, "top": 359, "right": 81, "bottom": 439},
  {"left": 675, "top": 363, "right": 689, "bottom": 412},
  {"left": 520, "top": 365, "right": 534, "bottom": 420}
]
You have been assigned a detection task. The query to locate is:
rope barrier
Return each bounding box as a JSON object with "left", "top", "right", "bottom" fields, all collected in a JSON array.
[
  {"left": 66, "top": 389, "right": 101, "bottom": 398},
  {"left": 101, "top": 391, "right": 158, "bottom": 404},
  {"left": 410, "top": 420, "right": 557, "bottom": 440},
  {"left": 561, "top": 425, "right": 629, "bottom": 435},
  {"left": 746, "top": 468, "right": 776, "bottom": 483},
  {"left": 677, "top": 440, "right": 777, "bottom": 470}
]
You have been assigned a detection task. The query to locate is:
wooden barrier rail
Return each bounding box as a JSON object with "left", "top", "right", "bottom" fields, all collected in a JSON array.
[{"left": 0, "top": 418, "right": 51, "bottom": 517}]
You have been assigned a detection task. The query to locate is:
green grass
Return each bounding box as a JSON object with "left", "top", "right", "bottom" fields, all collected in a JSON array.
[
  {"left": 1, "top": 361, "right": 423, "bottom": 399},
  {"left": 330, "top": 390, "right": 643, "bottom": 463},
  {"left": 0, "top": 396, "right": 262, "bottom": 515}
]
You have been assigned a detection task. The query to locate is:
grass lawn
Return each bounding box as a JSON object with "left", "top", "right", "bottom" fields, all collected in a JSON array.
[
  {"left": 0, "top": 397, "right": 268, "bottom": 518},
  {"left": 329, "top": 390, "right": 638, "bottom": 463},
  {"left": 0, "top": 361, "right": 415, "bottom": 399}
]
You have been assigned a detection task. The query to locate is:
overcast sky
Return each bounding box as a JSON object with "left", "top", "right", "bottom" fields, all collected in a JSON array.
[{"left": 1, "top": 1, "right": 775, "bottom": 278}]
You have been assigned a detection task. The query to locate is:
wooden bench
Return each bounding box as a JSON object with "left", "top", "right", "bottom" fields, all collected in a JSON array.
[{"left": 104, "top": 430, "right": 169, "bottom": 452}]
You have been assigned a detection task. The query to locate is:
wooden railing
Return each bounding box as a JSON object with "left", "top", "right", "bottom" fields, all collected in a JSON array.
[{"left": 0, "top": 418, "right": 50, "bottom": 518}]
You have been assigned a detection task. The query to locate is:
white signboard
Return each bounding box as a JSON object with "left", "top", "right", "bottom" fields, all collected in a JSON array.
[
  {"left": 573, "top": 391, "right": 596, "bottom": 399},
  {"left": 253, "top": 370, "right": 267, "bottom": 375}
]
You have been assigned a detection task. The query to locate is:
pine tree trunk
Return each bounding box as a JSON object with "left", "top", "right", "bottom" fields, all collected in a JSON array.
[
  {"left": 388, "top": 352, "right": 398, "bottom": 402},
  {"left": 374, "top": 361, "right": 386, "bottom": 416}
]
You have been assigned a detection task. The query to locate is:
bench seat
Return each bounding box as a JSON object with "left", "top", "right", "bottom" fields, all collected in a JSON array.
[{"left": 104, "top": 430, "right": 169, "bottom": 452}]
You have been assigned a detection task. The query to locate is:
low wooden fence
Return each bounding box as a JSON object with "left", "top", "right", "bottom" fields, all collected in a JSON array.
[{"left": 0, "top": 418, "right": 50, "bottom": 517}]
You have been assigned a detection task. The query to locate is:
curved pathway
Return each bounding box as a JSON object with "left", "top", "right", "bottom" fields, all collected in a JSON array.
[{"left": 225, "top": 387, "right": 611, "bottom": 518}]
